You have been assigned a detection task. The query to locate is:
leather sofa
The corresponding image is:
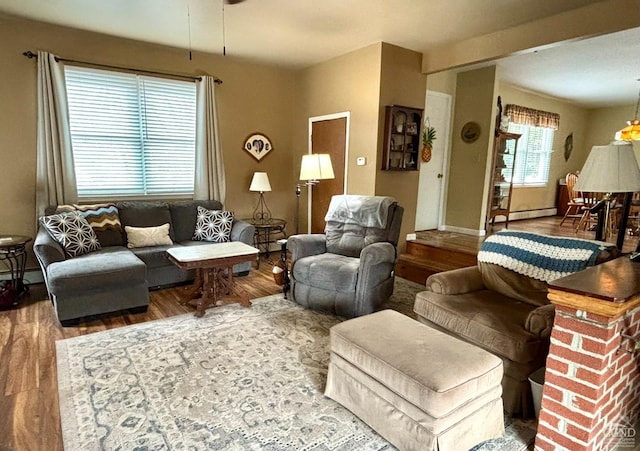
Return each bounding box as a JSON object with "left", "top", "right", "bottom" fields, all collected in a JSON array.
[
  {"left": 413, "top": 230, "right": 617, "bottom": 417},
  {"left": 34, "top": 200, "right": 254, "bottom": 325}
]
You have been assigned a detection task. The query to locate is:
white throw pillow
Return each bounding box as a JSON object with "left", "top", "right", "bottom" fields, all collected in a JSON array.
[{"left": 125, "top": 223, "right": 173, "bottom": 249}]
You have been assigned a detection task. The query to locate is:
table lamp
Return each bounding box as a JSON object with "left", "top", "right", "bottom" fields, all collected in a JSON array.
[
  {"left": 574, "top": 142, "right": 640, "bottom": 250},
  {"left": 296, "top": 154, "right": 335, "bottom": 234},
  {"left": 249, "top": 172, "right": 272, "bottom": 223}
]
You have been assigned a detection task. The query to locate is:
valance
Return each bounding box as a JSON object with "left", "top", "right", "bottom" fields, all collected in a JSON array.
[{"left": 505, "top": 104, "right": 560, "bottom": 130}]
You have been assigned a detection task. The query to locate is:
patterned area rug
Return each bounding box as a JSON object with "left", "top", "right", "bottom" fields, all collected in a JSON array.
[{"left": 56, "top": 278, "right": 537, "bottom": 450}]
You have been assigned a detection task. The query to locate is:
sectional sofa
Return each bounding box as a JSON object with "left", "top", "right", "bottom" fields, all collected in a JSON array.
[{"left": 34, "top": 200, "right": 255, "bottom": 325}]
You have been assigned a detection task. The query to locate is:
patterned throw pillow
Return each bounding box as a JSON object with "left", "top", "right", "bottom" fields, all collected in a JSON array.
[
  {"left": 73, "top": 203, "right": 122, "bottom": 232},
  {"left": 40, "top": 211, "right": 101, "bottom": 258},
  {"left": 193, "top": 206, "right": 234, "bottom": 243}
]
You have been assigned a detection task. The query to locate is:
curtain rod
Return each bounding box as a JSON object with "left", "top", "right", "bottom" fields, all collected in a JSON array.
[{"left": 22, "top": 51, "right": 222, "bottom": 84}]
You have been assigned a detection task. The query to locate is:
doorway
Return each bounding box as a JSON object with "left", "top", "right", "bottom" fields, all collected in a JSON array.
[
  {"left": 308, "top": 113, "right": 349, "bottom": 233},
  {"left": 415, "top": 91, "right": 452, "bottom": 231}
]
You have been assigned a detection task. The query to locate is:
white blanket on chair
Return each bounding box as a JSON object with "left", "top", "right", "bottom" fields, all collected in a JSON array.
[{"left": 324, "top": 195, "right": 395, "bottom": 228}]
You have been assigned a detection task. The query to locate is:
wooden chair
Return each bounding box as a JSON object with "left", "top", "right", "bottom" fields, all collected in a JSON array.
[{"left": 560, "top": 172, "right": 584, "bottom": 226}]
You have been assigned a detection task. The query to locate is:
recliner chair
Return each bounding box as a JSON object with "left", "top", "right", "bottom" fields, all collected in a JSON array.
[{"left": 287, "top": 195, "right": 403, "bottom": 318}]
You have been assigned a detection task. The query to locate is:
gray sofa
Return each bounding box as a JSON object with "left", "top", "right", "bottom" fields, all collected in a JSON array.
[{"left": 34, "top": 200, "right": 255, "bottom": 325}]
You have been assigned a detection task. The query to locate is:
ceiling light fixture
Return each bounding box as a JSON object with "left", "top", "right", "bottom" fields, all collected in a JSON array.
[{"left": 616, "top": 80, "right": 640, "bottom": 141}]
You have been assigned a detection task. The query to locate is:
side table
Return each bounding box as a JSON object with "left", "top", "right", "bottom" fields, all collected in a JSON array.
[
  {"left": 0, "top": 235, "right": 32, "bottom": 308},
  {"left": 242, "top": 218, "right": 287, "bottom": 268}
]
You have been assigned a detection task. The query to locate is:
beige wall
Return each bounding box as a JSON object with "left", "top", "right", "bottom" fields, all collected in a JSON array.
[
  {"left": 585, "top": 104, "right": 639, "bottom": 159},
  {"left": 294, "top": 43, "right": 383, "bottom": 231},
  {"left": 376, "top": 43, "right": 427, "bottom": 251},
  {"left": 498, "top": 83, "right": 590, "bottom": 212},
  {"left": 445, "top": 66, "right": 498, "bottom": 232},
  {"left": 0, "top": 14, "right": 297, "bottom": 270}
]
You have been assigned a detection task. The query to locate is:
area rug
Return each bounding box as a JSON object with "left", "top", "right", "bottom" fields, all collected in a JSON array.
[{"left": 56, "top": 278, "right": 537, "bottom": 450}]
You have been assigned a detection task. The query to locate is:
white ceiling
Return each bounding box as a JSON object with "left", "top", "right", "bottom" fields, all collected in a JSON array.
[{"left": 1, "top": 0, "right": 639, "bottom": 108}]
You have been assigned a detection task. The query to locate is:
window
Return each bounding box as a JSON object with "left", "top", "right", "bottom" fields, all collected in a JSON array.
[
  {"left": 65, "top": 66, "right": 196, "bottom": 199},
  {"left": 505, "top": 123, "right": 554, "bottom": 186}
]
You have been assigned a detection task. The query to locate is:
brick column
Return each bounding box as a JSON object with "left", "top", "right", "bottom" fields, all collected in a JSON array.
[{"left": 535, "top": 257, "right": 640, "bottom": 450}]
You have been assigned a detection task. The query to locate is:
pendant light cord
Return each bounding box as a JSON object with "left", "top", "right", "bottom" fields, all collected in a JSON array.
[{"left": 222, "top": 0, "right": 227, "bottom": 56}]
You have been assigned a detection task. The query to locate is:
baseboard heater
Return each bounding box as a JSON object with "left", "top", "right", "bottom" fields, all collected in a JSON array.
[{"left": 492, "top": 208, "right": 557, "bottom": 222}]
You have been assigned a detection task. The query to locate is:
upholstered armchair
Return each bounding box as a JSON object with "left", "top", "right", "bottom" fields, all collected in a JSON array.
[
  {"left": 413, "top": 230, "right": 617, "bottom": 417},
  {"left": 287, "top": 195, "right": 403, "bottom": 318}
]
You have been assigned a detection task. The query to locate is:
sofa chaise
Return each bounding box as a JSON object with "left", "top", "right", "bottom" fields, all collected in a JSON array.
[{"left": 34, "top": 199, "right": 255, "bottom": 325}]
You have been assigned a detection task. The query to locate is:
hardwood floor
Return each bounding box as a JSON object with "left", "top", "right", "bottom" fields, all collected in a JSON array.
[
  {"left": 417, "top": 215, "right": 640, "bottom": 254},
  {"left": 0, "top": 255, "right": 283, "bottom": 451},
  {"left": 1, "top": 216, "right": 636, "bottom": 450}
]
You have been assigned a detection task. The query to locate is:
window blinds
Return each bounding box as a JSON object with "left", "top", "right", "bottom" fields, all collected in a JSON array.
[
  {"left": 506, "top": 122, "right": 554, "bottom": 186},
  {"left": 65, "top": 66, "right": 196, "bottom": 198}
]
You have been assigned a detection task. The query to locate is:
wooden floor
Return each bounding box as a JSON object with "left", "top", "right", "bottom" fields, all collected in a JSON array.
[
  {"left": 417, "top": 215, "right": 640, "bottom": 254},
  {"left": 0, "top": 255, "right": 283, "bottom": 451},
  {"left": 1, "top": 215, "right": 637, "bottom": 450}
]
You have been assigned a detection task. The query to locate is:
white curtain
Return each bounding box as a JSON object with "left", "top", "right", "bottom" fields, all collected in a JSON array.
[
  {"left": 194, "top": 76, "right": 226, "bottom": 203},
  {"left": 35, "top": 51, "right": 77, "bottom": 216}
]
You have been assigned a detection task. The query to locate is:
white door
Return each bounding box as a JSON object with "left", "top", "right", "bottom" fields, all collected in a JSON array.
[{"left": 415, "top": 91, "right": 452, "bottom": 231}]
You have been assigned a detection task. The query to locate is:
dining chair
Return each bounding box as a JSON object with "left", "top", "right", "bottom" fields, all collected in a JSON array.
[{"left": 560, "top": 172, "right": 584, "bottom": 226}]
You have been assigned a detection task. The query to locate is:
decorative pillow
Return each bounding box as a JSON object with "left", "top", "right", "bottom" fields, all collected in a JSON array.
[
  {"left": 40, "top": 211, "right": 101, "bottom": 258},
  {"left": 74, "top": 203, "right": 122, "bottom": 232},
  {"left": 125, "top": 223, "right": 173, "bottom": 249},
  {"left": 193, "top": 206, "right": 234, "bottom": 243}
]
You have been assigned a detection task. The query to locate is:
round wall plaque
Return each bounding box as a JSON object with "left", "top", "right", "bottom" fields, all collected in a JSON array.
[{"left": 461, "top": 122, "right": 481, "bottom": 143}]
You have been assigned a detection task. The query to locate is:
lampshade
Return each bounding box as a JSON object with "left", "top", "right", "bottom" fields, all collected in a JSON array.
[
  {"left": 249, "top": 172, "right": 272, "bottom": 192},
  {"left": 299, "top": 154, "right": 335, "bottom": 181},
  {"left": 574, "top": 142, "right": 640, "bottom": 193}
]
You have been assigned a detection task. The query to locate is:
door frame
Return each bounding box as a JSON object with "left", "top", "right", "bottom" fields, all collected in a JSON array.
[{"left": 307, "top": 111, "right": 350, "bottom": 233}]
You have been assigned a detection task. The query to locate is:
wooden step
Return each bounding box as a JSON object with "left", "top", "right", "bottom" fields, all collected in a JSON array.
[{"left": 395, "top": 240, "right": 478, "bottom": 285}]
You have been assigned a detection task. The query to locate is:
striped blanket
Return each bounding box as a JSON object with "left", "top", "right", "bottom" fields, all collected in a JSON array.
[{"left": 478, "top": 230, "right": 615, "bottom": 283}]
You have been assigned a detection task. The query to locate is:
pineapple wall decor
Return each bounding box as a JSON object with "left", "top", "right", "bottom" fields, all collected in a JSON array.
[{"left": 421, "top": 119, "right": 437, "bottom": 163}]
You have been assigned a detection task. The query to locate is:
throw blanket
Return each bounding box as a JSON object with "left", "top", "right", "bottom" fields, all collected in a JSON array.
[
  {"left": 324, "top": 195, "right": 395, "bottom": 228},
  {"left": 478, "top": 230, "right": 615, "bottom": 283}
]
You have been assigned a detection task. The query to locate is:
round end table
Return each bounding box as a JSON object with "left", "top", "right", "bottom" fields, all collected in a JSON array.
[{"left": 0, "top": 235, "right": 32, "bottom": 308}]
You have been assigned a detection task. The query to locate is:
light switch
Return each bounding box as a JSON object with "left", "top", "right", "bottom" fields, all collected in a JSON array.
[{"left": 356, "top": 157, "right": 366, "bottom": 166}]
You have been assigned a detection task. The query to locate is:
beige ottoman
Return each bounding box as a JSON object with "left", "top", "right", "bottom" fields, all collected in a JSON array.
[{"left": 324, "top": 309, "right": 504, "bottom": 451}]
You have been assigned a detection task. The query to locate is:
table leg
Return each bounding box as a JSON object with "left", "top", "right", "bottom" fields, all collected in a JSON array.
[
  {"left": 278, "top": 239, "right": 290, "bottom": 299},
  {"left": 182, "top": 268, "right": 203, "bottom": 304}
]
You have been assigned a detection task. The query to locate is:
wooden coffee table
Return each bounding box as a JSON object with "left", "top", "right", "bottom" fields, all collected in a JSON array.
[{"left": 167, "top": 242, "right": 259, "bottom": 317}]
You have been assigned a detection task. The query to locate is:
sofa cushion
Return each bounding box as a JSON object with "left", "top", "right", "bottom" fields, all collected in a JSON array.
[
  {"left": 40, "top": 211, "right": 101, "bottom": 258},
  {"left": 117, "top": 201, "right": 175, "bottom": 241},
  {"left": 478, "top": 262, "right": 549, "bottom": 307},
  {"left": 125, "top": 224, "right": 173, "bottom": 248},
  {"left": 46, "top": 247, "right": 145, "bottom": 294},
  {"left": 170, "top": 200, "right": 224, "bottom": 242},
  {"left": 193, "top": 206, "right": 234, "bottom": 243},
  {"left": 414, "top": 289, "right": 542, "bottom": 364},
  {"left": 325, "top": 221, "right": 389, "bottom": 258},
  {"left": 130, "top": 245, "right": 176, "bottom": 269},
  {"left": 292, "top": 253, "right": 359, "bottom": 292}
]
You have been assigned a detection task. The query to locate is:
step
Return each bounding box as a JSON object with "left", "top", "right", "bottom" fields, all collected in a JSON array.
[{"left": 395, "top": 240, "right": 478, "bottom": 285}]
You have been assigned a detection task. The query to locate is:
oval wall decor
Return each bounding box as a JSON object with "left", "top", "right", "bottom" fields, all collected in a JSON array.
[
  {"left": 461, "top": 122, "right": 481, "bottom": 143},
  {"left": 244, "top": 133, "right": 273, "bottom": 161}
]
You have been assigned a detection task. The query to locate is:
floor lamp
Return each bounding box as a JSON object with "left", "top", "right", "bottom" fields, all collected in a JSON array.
[
  {"left": 295, "top": 154, "right": 335, "bottom": 234},
  {"left": 574, "top": 142, "right": 640, "bottom": 250}
]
